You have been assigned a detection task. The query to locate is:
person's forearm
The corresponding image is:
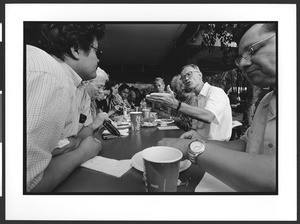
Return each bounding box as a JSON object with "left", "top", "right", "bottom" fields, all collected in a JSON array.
[
  {"left": 197, "top": 142, "right": 276, "bottom": 192},
  {"left": 30, "top": 148, "right": 87, "bottom": 192},
  {"left": 76, "top": 126, "right": 93, "bottom": 141},
  {"left": 107, "top": 110, "right": 115, "bottom": 117},
  {"left": 179, "top": 102, "right": 215, "bottom": 124},
  {"left": 207, "top": 139, "right": 246, "bottom": 152}
]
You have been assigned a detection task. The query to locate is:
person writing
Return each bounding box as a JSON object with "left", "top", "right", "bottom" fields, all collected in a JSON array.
[{"left": 157, "top": 23, "right": 276, "bottom": 192}]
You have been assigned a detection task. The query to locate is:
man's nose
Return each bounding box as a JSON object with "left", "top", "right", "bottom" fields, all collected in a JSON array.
[{"left": 238, "top": 57, "right": 252, "bottom": 70}]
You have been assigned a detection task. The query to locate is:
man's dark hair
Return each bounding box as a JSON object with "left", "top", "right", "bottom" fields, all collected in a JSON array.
[
  {"left": 38, "top": 23, "right": 105, "bottom": 60},
  {"left": 118, "top": 83, "right": 130, "bottom": 93}
]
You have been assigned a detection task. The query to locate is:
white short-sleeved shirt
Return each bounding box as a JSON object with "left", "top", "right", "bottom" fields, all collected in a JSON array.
[
  {"left": 240, "top": 91, "right": 276, "bottom": 155},
  {"left": 26, "top": 45, "right": 92, "bottom": 191},
  {"left": 192, "top": 82, "right": 232, "bottom": 141}
]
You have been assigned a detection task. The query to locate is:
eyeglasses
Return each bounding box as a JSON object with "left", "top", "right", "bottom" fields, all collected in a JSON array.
[
  {"left": 90, "top": 45, "right": 103, "bottom": 59},
  {"left": 235, "top": 35, "right": 275, "bottom": 68},
  {"left": 180, "top": 71, "right": 199, "bottom": 81}
]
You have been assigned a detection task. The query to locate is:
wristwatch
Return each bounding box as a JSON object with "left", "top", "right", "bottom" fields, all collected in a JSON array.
[{"left": 187, "top": 139, "right": 206, "bottom": 165}]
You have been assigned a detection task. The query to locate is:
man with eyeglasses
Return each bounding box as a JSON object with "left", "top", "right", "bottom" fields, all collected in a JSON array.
[
  {"left": 26, "top": 23, "right": 109, "bottom": 192},
  {"left": 147, "top": 64, "right": 232, "bottom": 141},
  {"left": 157, "top": 23, "right": 276, "bottom": 192}
]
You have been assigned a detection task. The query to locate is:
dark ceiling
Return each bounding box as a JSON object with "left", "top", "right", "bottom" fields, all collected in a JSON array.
[
  {"left": 99, "top": 23, "right": 237, "bottom": 84},
  {"left": 24, "top": 22, "right": 237, "bottom": 84}
]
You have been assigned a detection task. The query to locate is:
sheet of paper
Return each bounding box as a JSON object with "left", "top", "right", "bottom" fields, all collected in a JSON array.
[
  {"left": 81, "top": 156, "right": 132, "bottom": 178},
  {"left": 195, "top": 172, "right": 236, "bottom": 192}
]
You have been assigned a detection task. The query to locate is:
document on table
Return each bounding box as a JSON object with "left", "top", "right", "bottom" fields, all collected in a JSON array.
[
  {"left": 195, "top": 173, "right": 236, "bottom": 192},
  {"left": 81, "top": 156, "right": 132, "bottom": 178}
]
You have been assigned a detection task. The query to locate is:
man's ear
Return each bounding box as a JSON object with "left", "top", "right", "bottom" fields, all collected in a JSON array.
[
  {"left": 198, "top": 72, "right": 203, "bottom": 79},
  {"left": 70, "top": 47, "right": 80, "bottom": 60}
]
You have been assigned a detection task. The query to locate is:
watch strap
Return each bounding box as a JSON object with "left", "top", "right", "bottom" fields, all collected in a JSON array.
[{"left": 176, "top": 101, "right": 182, "bottom": 112}]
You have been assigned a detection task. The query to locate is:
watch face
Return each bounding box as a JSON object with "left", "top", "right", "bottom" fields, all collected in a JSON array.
[{"left": 190, "top": 141, "right": 205, "bottom": 153}]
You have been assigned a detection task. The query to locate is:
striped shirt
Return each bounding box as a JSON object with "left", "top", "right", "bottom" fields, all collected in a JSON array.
[{"left": 26, "top": 45, "right": 92, "bottom": 191}]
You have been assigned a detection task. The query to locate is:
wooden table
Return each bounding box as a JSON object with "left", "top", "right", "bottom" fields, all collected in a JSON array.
[{"left": 54, "top": 126, "right": 206, "bottom": 193}]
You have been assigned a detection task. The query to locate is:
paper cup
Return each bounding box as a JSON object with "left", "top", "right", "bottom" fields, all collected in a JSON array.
[
  {"left": 142, "top": 146, "right": 182, "bottom": 192},
  {"left": 130, "top": 112, "right": 142, "bottom": 131}
]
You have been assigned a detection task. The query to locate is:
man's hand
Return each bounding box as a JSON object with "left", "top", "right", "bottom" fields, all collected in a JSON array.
[
  {"left": 146, "top": 85, "right": 178, "bottom": 109},
  {"left": 77, "top": 136, "right": 102, "bottom": 161},
  {"left": 180, "top": 130, "right": 203, "bottom": 140},
  {"left": 91, "top": 112, "right": 110, "bottom": 130},
  {"left": 157, "top": 137, "right": 192, "bottom": 158}
]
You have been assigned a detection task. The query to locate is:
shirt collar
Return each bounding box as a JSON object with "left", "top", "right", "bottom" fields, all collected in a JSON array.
[
  {"left": 54, "top": 57, "right": 83, "bottom": 87},
  {"left": 199, "top": 82, "right": 210, "bottom": 97},
  {"left": 268, "top": 91, "right": 276, "bottom": 117},
  {"left": 260, "top": 90, "right": 276, "bottom": 119}
]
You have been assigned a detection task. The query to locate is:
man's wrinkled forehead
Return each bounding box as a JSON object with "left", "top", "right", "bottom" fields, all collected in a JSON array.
[
  {"left": 239, "top": 24, "right": 265, "bottom": 48},
  {"left": 181, "top": 66, "right": 200, "bottom": 75}
]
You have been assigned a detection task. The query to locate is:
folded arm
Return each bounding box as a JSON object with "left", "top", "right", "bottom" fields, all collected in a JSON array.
[{"left": 31, "top": 136, "right": 102, "bottom": 192}]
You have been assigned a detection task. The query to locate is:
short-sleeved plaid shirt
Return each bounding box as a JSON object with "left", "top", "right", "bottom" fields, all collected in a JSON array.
[{"left": 26, "top": 45, "right": 92, "bottom": 191}]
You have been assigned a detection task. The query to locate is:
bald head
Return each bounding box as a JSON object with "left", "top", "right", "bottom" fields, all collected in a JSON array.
[{"left": 237, "top": 23, "right": 276, "bottom": 88}]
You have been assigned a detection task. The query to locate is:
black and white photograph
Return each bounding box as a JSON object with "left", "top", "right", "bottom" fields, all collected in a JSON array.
[
  {"left": 24, "top": 21, "right": 277, "bottom": 194},
  {"left": 3, "top": 2, "right": 297, "bottom": 222}
]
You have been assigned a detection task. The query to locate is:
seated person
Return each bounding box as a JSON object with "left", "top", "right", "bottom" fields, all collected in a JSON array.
[
  {"left": 27, "top": 23, "right": 107, "bottom": 192},
  {"left": 98, "top": 80, "right": 123, "bottom": 118},
  {"left": 128, "top": 86, "right": 142, "bottom": 108},
  {"left": 96, "top": 84, "right": 111, "bottom": 113},
  {"left": 151, "top": 77, "right": 171, "bottom": 118},
  {"left": 170, "top": 74, "right": 195, "bottom": 131},
  {"left": 147, "top": 64, "right": 232, "bottom": 141},
  {"left": 117, "top": 83, "right": 132, "bottom": 109},
  {"left": 86, "top": 67, "right": 109, "bottom": 119}
]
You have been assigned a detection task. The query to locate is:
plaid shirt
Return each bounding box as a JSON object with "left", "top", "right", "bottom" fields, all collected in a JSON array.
[{"left": 26, "top": 45, "right": 91, "bottom": 191}]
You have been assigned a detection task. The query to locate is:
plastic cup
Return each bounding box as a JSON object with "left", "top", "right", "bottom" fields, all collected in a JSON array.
[
  {"left": 142, "top": 146, "right": 182, "bottom": 192},
  {"left": 130, "top": 112, "right": 142, "bottom": 131}
]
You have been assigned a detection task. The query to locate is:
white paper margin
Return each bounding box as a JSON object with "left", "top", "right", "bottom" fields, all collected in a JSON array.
[{"left": 5, "top": 3, "right": 297, "bottom": 221}]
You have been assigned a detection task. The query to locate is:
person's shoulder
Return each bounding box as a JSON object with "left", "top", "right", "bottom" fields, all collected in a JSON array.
[
  {"left": 208, "top": 84, "right": 227, "bottom": 96},
  {"left": 259, "top": 90, "right": 275, "bottom": 105},
  {"left": 27, "top": 45, "right": 64, "bottom": 74}
]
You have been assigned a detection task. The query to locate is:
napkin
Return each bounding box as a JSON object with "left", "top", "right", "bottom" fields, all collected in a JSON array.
[
  {"left": 56, "top": 138, "right": 70, "bottom": 148},
  {"left": 195, "top": 173, "right": 236, "bottom": 192},
  {"left": 81, "top": 156, "right": 132, "bottom": 178},
  {"left": 157, "top": 125, "right": 180, "bottom": 130},
  {"left": 232, "top": 120, "right": 242, "bottom": 128}
]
